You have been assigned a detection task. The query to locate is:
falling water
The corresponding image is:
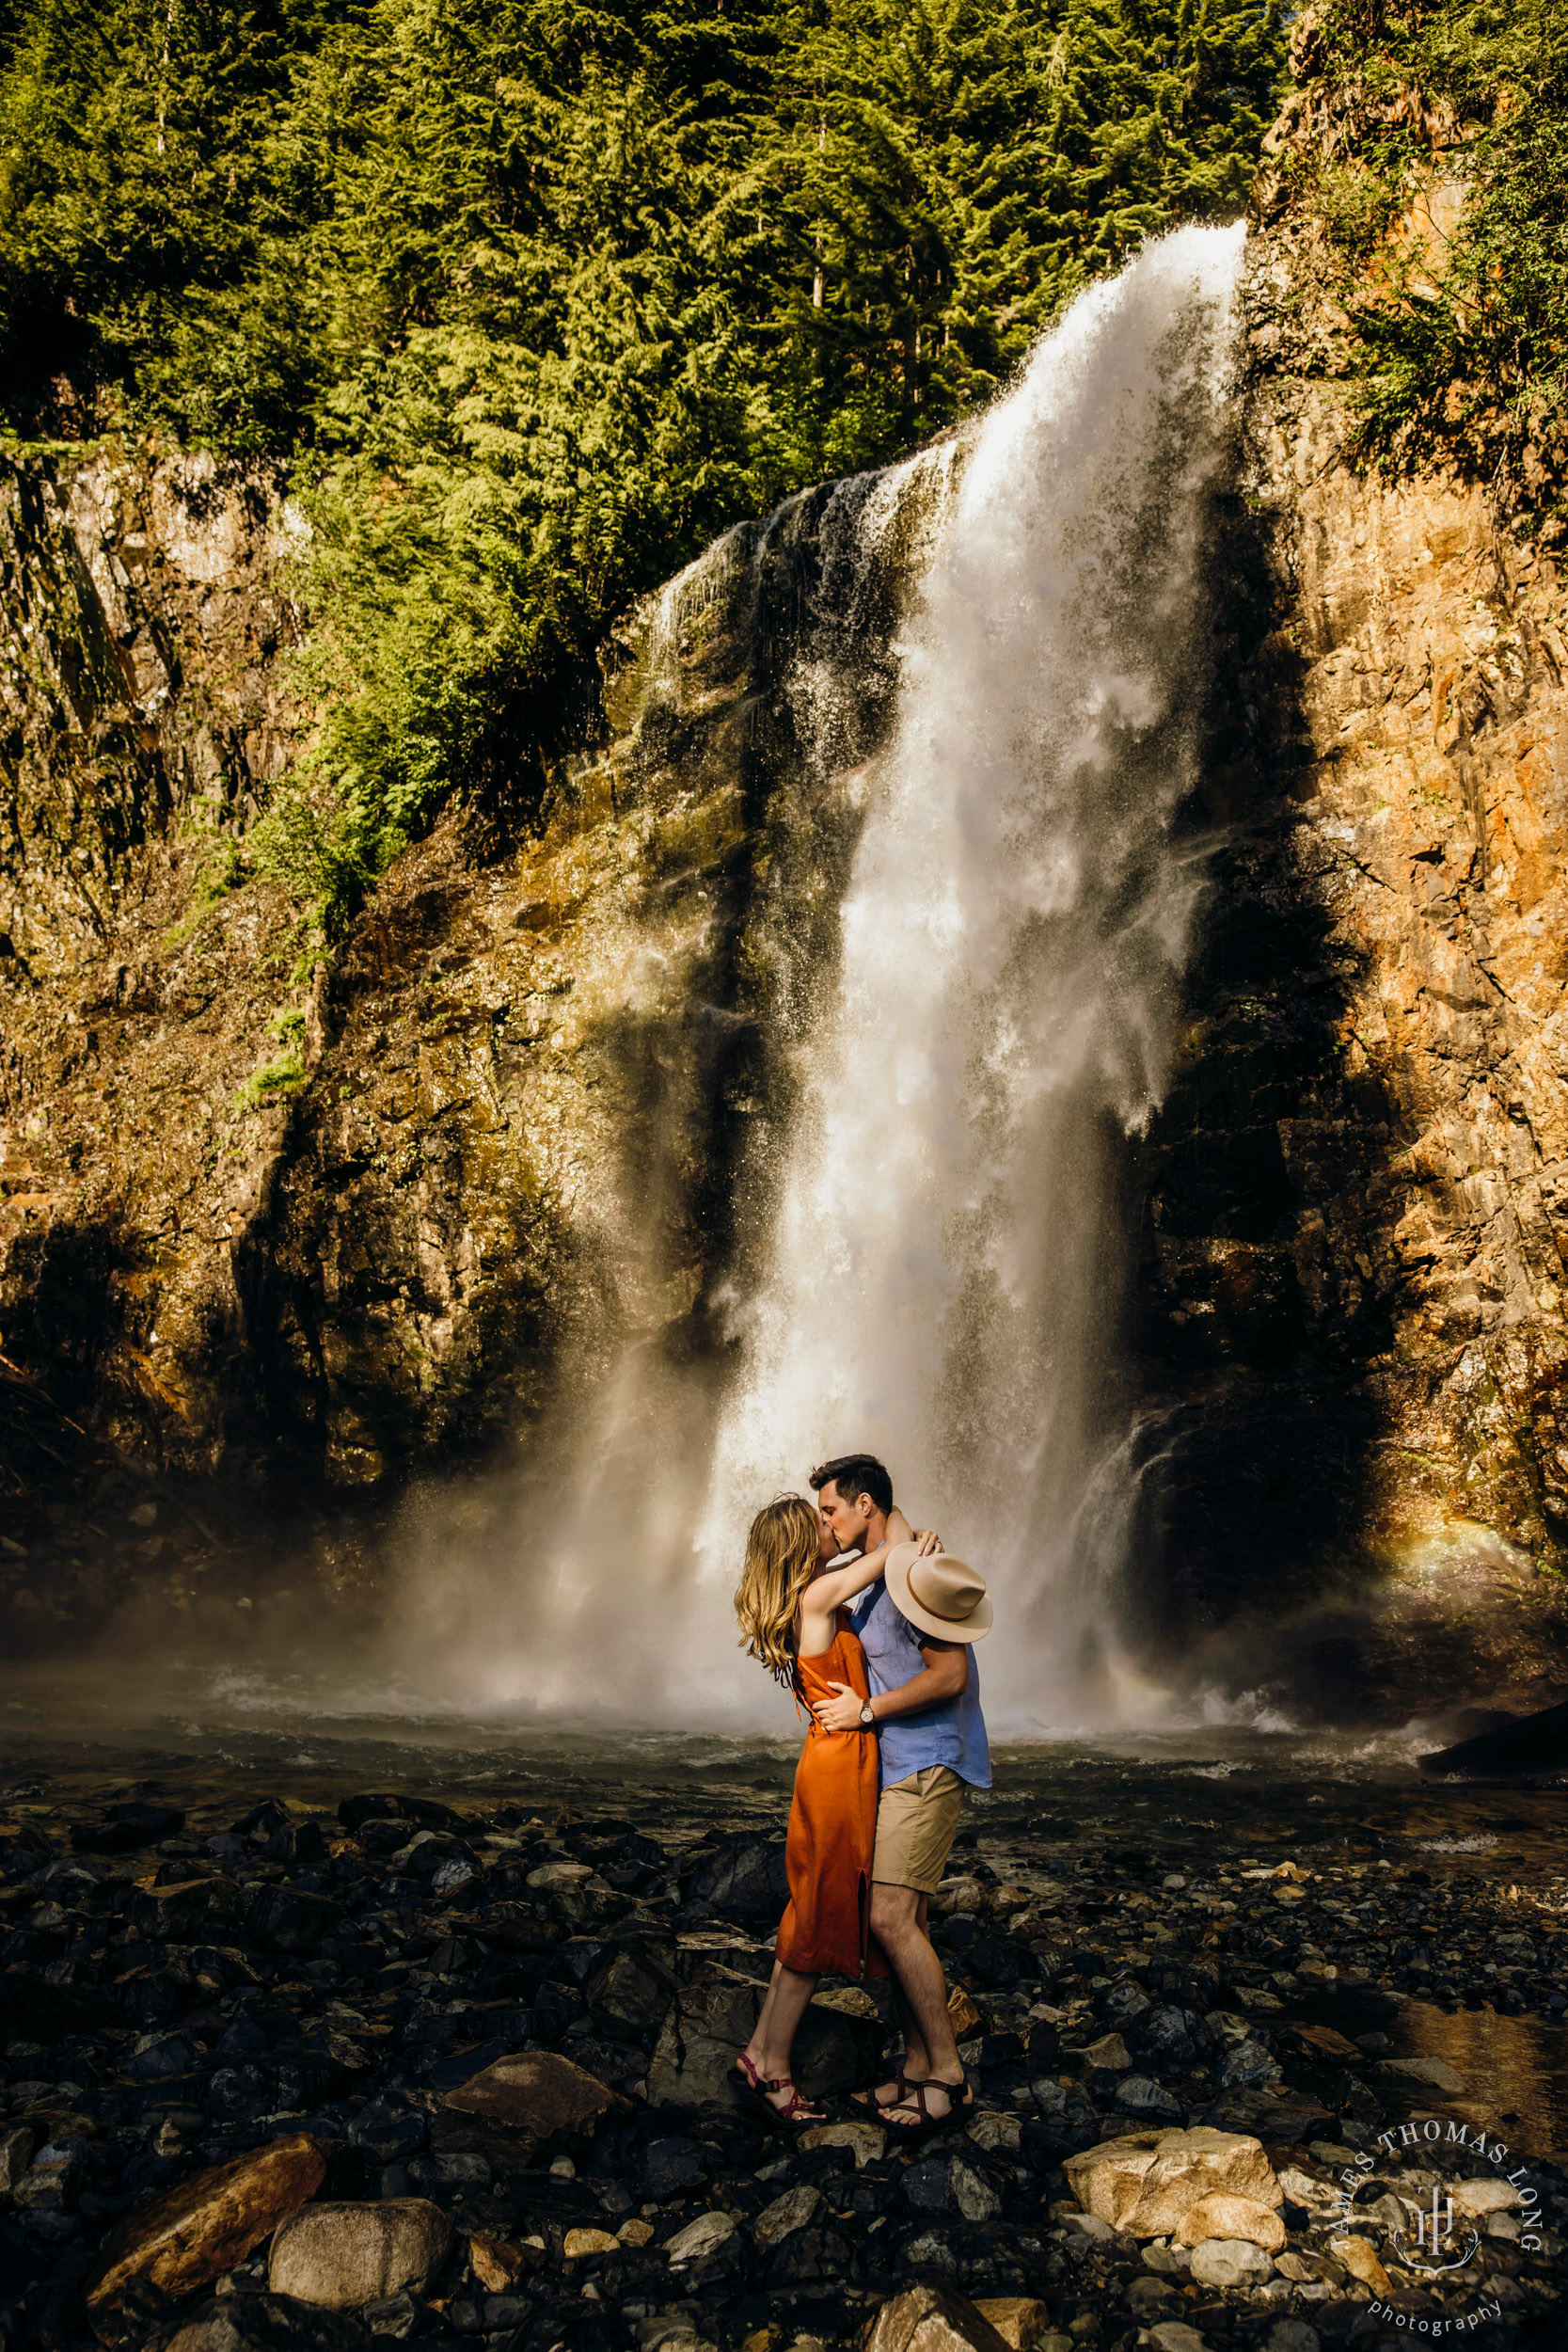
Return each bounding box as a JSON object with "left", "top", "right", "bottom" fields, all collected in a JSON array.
[
  {"left": 390, "top": 222, "right": 1246, "bottom": 1727},
  {"left": 696, "top": 222, "right": 1246, "bottom": 1725}
]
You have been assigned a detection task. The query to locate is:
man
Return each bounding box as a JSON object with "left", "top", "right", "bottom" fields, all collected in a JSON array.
[{"left": 809, "top": 1451, "right": 991, "bottom": 2130}]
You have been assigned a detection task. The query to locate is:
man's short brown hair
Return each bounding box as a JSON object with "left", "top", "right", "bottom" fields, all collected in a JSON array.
[{"left": 809, "top": 1453, "right": 893, "bottom": 1515}]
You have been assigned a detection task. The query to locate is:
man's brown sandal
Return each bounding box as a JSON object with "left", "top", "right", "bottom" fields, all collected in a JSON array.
[
  {"left": 851, "top": 2071, "right": 910, "bottom": 2113},
  {"left": 881, "top": 2072, "right": 971, "bottom": 2137}
]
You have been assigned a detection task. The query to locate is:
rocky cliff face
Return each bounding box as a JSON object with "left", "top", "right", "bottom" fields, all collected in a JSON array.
[
  {"left": 6, "top": 141, "right": 1568, "bottom": 1716},
  {"left": 0, "top": 460, "right": 912, "bottom": 1645},
  {"left": 1126, "top": 140, "right": 1568, "bottom": 1715}
]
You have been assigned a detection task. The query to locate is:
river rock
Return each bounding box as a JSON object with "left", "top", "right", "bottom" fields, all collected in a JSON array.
[
  {"left": 665, "top": 2211, "right": 736, "bottom": 2265},
  {"left": 0, "top": 2126, "right": 35, "bottom": 2192},
  {"left": 165, "top": 2292, "right": 369, "bottom": 2352},
  {"left": 87, "top": 2132, "right": 327, "bottom": 2308},
  {"left": 441, "top": 2051, "right": 626, "bottom": 2159},
  {"left": 127, "top": 1875, "right": 240, "bottom": 1940},
  {"left": 1378, "top": 2055, "right": 1467, "bottom": 2093},
  {"left": 585, "top": 1943, "right": 674, "bottom": 2037},
  {"left": 1064, "top": 2125, "right": 1280, "bottom": 2237},
  {"left": 1187, "top": 2236, "right": 1275, "bottom": 2288},
  {"left": 1329, "top": 2233, "right": 1392, "bottom": 2293},
  {"left": 1145, "top": 2327, "right": 1207, "bottom": 2352},
  {"left": 238, "top": 1883, "right": 343, "bottom": 1955},
  {"left": 1216, "top": 2036, "right": 1281, "bottom": 2089},
  {"left": 861, "top": 2283, "right": 1014, "bottom": 2352},
  {"left": 1176, "top": 2191, "right": 1287, "bottom": 2250},
  {"left": 1451, "top": 2176, "right": 1519, "bottom": 2216},
  {"left": 753, "top": 2185, "right": 820, "bottom": 2248},
  {"left": 269, "top": 2200, "right": 451, "bottom": 2307},
  {"left": 689, "top": 1834, "right": 789, "bottom": 1917},
  {"left": 971, "top": 2300, "right": 1050, "bottom": 2350},
  {"left": 562, "top": 2228, "right": 621, "bottom": 2257},
  {"left": 801, "top": 2120, "right": 884, "bottom": 2167}
]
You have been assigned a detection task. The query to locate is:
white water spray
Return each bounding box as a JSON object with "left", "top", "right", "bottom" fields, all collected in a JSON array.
[
  {"left": 392, "top": 223, "right": 1245, "bottom": 1727},
  {"left": 697, "top": 223, "right": 1245, "bottom": 1726}
]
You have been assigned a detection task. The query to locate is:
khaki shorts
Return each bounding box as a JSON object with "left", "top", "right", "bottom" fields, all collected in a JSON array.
[{"left": 871, "top": 1765, "right": 966, "bottom": 1893}]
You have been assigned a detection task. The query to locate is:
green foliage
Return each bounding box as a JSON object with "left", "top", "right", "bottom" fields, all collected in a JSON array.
[
  {"left": 1302, "top": 0, "right": 1568, "bottom": 510},
  {"left": 235, "top": 1037, "right": 308, "bottom": 1105},
  {"left": 0, "top": 0, "right": 1287, "bottom": 935}
]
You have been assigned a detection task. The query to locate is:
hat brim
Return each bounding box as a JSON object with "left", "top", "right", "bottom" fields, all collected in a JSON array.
[{"left": 884, "top": 1541, "right": 992, "bottom": 1644}]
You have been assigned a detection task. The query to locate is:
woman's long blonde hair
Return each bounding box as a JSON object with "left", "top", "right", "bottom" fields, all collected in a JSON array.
[{"left": 735, "top": 1494, "right": 821, "bottom": 1690}]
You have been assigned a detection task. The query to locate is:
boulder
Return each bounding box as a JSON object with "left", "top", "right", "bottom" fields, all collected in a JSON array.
[
  {"left": 165, "top": 2292, "right": 367, "bottom": 2352},
  {"left": 689, "top": 1835, "right": 789, "bottom": 1917},
  {"left": 441, "top": 2051, "right": 626, "bottom": 2162},
  {"left": 1175, "top": 2191, "right": 1287, "bottom": 2250},
  {"left": 87, "top": 2133, "right": 327, "bottom": 2308},
  {"left": 646, "top": 1979, "right": 879, "bottom": 2107},
  {"left": 127, "top": 1877, "right": 239, "bottom": 1942},
  {"left": 1418, "top": 1696, "right": 1568, "bottom": 1782},
  {"left": 860, "top": 2282, "right": 1014, "bottom": 2352},
  {"left": 269, "top": 2200, "right": 451, "bottom": 2307},
  {"left": 70, "top": 1802, "right": 185, "bottom": 1853},
  {"left": 1076, "top": 2032, "right": 1131, "bottom": 2072},
  {"left": 1187, "top": 2237, "right": 1275, "bottom": 2289},
  {"left": 239, "top": 1883, "right": 343, "bottom": 1956},
  {"left": 585, "top": 1944, "right": 675, "bottom": 2039},
  {"left": 970, "top": 2300, "right": 1050, "bottom": 2351},
  {"left": 1064, "top": 2125, "right": 1280, "bottom": 2239}
]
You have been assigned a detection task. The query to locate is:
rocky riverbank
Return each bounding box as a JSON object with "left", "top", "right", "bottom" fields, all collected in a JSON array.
[{"left": 2, "top": 1743, "right": 1563, "bottom": 2352}]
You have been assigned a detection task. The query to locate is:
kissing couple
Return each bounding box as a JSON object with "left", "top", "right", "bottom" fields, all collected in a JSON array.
[{"left": 731, "top": 1451, "right": 991, "bottom": 2137}]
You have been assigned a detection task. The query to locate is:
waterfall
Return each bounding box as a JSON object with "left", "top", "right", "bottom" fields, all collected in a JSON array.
[
  {"left": 694, "top": 223, "right": 1245, "bottom": 1726},
  {"left": 392, "top": 223, "right": 1245, "bottom": 1727}
]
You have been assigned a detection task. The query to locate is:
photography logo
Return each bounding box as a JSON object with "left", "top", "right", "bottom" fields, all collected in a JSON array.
[{"left": 1328, "top": 2112, "right": 1543, "bottom": 2335}]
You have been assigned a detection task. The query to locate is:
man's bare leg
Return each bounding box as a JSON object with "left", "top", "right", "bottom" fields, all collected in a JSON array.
[{"left": 860, "top": 1884, "right": 965, "bottom": 2115}]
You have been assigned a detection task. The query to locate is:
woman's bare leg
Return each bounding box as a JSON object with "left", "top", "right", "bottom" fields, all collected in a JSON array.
[{"left": 742, "top": 1960, "right": 823, "bottom": 2114}]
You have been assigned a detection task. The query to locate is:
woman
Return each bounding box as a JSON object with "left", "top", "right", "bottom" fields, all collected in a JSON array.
[{"left": 730, "top": 1493, "right": 926, "bottom": 2125}]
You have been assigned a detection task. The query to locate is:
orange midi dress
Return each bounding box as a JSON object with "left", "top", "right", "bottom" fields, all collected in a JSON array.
[{"left": 774, "top": 1617, "right": 886, "bottom": 1979}]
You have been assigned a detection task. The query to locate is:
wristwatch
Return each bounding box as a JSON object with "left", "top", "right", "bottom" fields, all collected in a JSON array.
[{"left": 859, "top": 1702, "right": 876, "bottom": 1728}]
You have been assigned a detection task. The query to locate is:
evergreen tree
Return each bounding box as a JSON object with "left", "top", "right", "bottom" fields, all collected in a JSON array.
[{"left": 0, "top": 0, "right": 1288, "bottom": 931}]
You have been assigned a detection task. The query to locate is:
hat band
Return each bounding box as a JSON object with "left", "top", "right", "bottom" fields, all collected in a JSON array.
[{"left": 908, "top": 1569, "right": 985, "bottom": 1621}]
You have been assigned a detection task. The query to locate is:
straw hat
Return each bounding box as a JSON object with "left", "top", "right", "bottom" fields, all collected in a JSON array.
[{"left": 884, "top": 1543, "right": 992, "bottom": 1643}]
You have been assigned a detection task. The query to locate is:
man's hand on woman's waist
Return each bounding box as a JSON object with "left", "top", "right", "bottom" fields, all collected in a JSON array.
[{"left": 812, "top": 1640, "right": 968, "bottom": 1734}]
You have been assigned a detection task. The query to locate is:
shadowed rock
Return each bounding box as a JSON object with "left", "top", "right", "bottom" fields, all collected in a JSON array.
[
  {"left": 1418, "top": 1697, "right": 1568, "bottom": 1783},
  {"left": 166, "top": 2292, "right": 368, "bottom": 2352},
  {"left": 442, "top": 2051, "right": 627, "bottom": 2162}
]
